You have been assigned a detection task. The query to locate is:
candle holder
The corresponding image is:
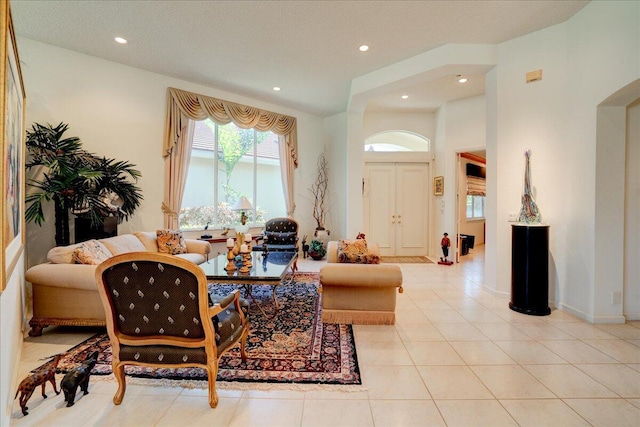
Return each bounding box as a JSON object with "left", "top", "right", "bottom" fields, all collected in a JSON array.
[
  {"left": 244, "top": 233, "right": 252, "bottom": 253},
  {"left": 239, "top": 249, "right": 251, "bottom": 274},
  {"left": 245, "top": 249, "right": 253, "bottom": 269},
  {"left": 224, "top": 247, "right": 236, "bottom": 271}
]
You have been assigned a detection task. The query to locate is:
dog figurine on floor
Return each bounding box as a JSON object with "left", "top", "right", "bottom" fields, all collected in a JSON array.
[
  {"left": 302, "top": 235, "right": 309, "bottom": 258},
  {"left": 61, "top": 350, "right": 99, "bottom": 407},
  {"left": 15, "top": 353, "right": 64, "bottom": 416}
]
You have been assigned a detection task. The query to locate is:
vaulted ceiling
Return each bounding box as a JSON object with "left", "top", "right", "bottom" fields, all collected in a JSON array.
[{"left": 11, "top": 0, "right": 589, "bottom": 116}]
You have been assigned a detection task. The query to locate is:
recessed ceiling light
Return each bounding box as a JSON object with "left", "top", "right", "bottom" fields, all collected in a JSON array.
[
  {"left": 359, "top": 45, "right": 369, "bottom": 52},
  {"left": 273, "top": 87, "right": 281, "bottom": 91},
  {"left": 401, "top": 95, "right": 409, "bottom": 99},
  {"left": 114, "top": 37, "right": 128, "bottom": 44},
  {"left": 457, "top": 75, "right": 468, "bottom": 83}
]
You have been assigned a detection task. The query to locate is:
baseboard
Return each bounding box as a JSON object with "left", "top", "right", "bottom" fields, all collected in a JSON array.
[
  {"left": 557, "top": 303, "right": 626, "bottom": 324},
  {"left": 481, "top": 284, "right": 510, "bottom": 299}
]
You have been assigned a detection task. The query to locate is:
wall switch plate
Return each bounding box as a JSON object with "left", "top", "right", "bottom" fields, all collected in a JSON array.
[{"left": 508, "top": 212, "right": 519, "bottom": 222}]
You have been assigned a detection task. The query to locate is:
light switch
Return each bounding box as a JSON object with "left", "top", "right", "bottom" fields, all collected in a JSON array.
[{"left": 508, "top": 212, "right": 518, "bottom": 222}]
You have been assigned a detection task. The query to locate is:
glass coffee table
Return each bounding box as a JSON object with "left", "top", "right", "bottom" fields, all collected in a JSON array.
[{"left": 199, "top": 251, "right": 298, "bottom": 316}]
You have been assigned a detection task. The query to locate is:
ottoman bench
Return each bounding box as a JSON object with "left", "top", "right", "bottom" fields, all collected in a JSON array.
[{"left": 320, "top": 241, "right": 403, "bottom": 325}]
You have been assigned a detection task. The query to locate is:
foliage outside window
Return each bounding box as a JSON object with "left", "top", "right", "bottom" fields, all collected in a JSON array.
[
  {"left": 179, "top": 120, "right": 285, "bottom": 230},
  {"left": 466, "top": 195, "right": 485, "bottom": 220}
]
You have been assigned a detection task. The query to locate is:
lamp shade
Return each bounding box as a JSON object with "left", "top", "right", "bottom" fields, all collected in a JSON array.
[{"left": 233, "top": 196, "right": 253, "bottom": 211}]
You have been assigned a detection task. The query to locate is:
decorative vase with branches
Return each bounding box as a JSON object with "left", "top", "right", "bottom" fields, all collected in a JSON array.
[
  {"left": 310, "top": 152, "right": 328, "bottom": 231},
  {"left": 25, "top": 122, "right": 143, "bottom": 247}
]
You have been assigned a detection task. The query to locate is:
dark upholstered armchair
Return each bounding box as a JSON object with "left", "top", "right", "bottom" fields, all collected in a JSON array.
[
  {"left": 95, "top": 252, "right": 249, "bottom": 408},
  {"left": 253, "top": 217, "right": 299, "bottom": 253}
]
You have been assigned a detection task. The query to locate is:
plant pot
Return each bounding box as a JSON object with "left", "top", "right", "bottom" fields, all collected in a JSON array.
[
  {"left": 314, "top": 228, "right": 330, "bottom": 248},
  {"left": 308, "top": 250, "right": 325, "bottom": 261},
  {"left": 308, "top": 238, "right": 326, "bottom": 260}
]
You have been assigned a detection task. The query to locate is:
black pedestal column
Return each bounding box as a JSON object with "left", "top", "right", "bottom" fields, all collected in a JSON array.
[{"left": 510, "top": 224, "right": 550, "bottom": 316}]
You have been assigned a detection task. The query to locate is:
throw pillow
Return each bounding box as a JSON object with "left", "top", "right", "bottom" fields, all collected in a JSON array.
[
  {"left": 337, "top": 239, "right": 380, "bottom": 264},
  {"left": 156, "top": 229, "right": 187, "bottom": 255},
  {"left": 71, "top": 240, "right": 113, "bottom": 265}
]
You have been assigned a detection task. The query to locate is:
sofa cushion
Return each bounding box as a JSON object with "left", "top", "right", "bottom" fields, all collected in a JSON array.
[
  {"left": 156, "top": 229, "right": 187, "bottom": 255},
  {"left": 100, "top": 234, "right": 147, "bottom": 255},
  {"left": 134, "top": 231, "right": 160, "bottom": 252},
  {"left": 71, "top": 240, "right": 113, "bottom": 265},
  {"left": 47, "top": 242, "right": 85, "bottom": 264},
  {"left": 337, "top": 239, "right": 380, "bottom": 264},
  {"left": 175, "top": 253, "right": 206, "bottom": 265}
]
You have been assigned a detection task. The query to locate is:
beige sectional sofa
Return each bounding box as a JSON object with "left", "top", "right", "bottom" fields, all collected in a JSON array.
[
  {"left": 25, "top": 231, "right": 211, "bottom": 336},
  {"left": 320, "top": 241, "right": 403, "bottom": 325}
]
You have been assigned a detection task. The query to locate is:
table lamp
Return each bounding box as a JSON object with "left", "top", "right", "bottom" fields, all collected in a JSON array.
[{"left": 233, "top": 196, "right": 253, "bottom": 234}]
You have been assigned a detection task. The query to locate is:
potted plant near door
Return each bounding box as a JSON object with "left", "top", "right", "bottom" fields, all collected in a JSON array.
[{"left": 25, "top": 122, "right": 143, "bottom": 246}]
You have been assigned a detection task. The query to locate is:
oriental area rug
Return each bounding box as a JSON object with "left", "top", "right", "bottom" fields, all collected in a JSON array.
[{"left": 52, "top": 273, "right": 361, "bottom": 388}]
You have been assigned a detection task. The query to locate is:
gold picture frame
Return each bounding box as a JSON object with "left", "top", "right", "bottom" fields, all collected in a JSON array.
[
  {"left": 433, "top": 176, "right": 444, "bottom": 196},
  {"left": 1, "top": 1, "right": 26, "bottom": 292}
]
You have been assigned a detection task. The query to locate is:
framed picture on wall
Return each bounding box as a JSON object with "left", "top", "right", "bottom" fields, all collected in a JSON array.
[
  {"left": 433, "top": 176, "right": 444, "bottom": 196},
  {"left": 1, "top": 1, "right": 26, "bottom": 292}
]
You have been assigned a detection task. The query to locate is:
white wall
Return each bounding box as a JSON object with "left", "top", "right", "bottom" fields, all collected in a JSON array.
[
  {"left": 625, "top": 99, "right": 640, "bottom": 320},
  {"left": 0, "top": 256, "right": 25, "bottom": 425},
  {"left": 492, "top": 21, "right": 570, "bottom": 302},
  {"left": 18, "top": 38, "right": 324, "bottom": 267},
  {"left": 492, "top": 1, "right": 640, "bottom": 320},
  {"left": 363, "top": 111, "right": 436, "bottom": 141},
  {"left": 323, "top": 113, "right": 348, "bottom": 240}
]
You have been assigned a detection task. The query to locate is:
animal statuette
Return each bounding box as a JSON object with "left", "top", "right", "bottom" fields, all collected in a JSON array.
[
  {"left": 301, "top": 235, "right": 309, "bottom": 258},
  {"left": 61, "top": 350, "right": 99, "bottom": 407},
  {"left": 15, "top": 353, "right": 64, "bottom": 416}
]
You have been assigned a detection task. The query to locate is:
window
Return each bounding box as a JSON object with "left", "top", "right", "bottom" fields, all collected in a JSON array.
[
  {"left": 179, "top": 120, "right": 286, "bottom": 230},
  {"left": 466, "top": 195, "right": 485, "bottom": 219},
  {"left": 364, "top": 131, "right": 430, "bottom": 152}
]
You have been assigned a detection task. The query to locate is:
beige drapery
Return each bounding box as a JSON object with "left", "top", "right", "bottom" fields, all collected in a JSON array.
[
  {"left": 162, "top": 120, "right": 195, "bottom": 228},
  {"left": 278, "top": 135, "right": 296, "bottom": 216},
  {"left": 163, "top": 87, "right": 298, "bottom": 227}
]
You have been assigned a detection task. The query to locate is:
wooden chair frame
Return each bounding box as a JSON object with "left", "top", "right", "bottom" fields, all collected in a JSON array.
[{"left": 95, "top": 252, "right": 249, "bottom": 408}]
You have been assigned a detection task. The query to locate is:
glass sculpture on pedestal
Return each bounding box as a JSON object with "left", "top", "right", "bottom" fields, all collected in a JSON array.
[{"left": 518, "top": 150, "right": 542, "bottom": 224}]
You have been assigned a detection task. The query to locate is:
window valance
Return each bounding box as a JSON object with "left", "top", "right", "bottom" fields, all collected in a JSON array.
[{"left": 163, "top": 87, "right": 298, "bottom": 167}]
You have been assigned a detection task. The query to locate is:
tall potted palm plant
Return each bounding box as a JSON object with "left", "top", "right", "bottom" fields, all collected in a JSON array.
[{"left": 25, "top": 122, "right": 143, "bottom": 246}]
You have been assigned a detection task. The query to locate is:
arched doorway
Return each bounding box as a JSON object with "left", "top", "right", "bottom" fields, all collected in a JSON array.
[
  {"left": 363, "top": 131, "right": 431, "bottom": 256},
  {"left": 595, "top": 79, "right": 640, "bottom": 321}
]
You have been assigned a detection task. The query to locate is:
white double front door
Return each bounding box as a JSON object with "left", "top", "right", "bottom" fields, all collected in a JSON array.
[{"left": 363, "top": 162, "right": 429, "bottom": 256}]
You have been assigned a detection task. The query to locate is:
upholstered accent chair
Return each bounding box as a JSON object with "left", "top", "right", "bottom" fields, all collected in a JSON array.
[
  {"left": 253, "top": 217, "right": 299, "bottom": 253},
  {"left": 95, "top": 252, "right": 249, "bottom": 408}
]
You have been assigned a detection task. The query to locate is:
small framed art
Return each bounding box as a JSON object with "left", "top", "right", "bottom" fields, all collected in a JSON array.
[{"left": 433, "top": 176, "right": 444, "bottom": 196}]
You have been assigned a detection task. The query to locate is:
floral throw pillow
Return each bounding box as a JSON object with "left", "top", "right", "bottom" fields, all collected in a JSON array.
[
  {"left": 71, "top": 240, "right": 113, "bottom": 265},
  {"left": 156, "top": 229, "right": 187, "bottom": 255},
  {"left": 337, "top": 239, "right": 380, "bottom": 264}
]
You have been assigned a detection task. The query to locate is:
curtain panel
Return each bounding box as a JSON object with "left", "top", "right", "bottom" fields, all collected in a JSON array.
[{"left": 162, "top": 87, "right": 299, "bottom": 228}]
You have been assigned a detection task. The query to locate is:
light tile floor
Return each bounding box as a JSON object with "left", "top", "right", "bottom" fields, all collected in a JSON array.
[{"left": 11, "top": 246, "right": 640, "bottom": 426}]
